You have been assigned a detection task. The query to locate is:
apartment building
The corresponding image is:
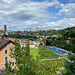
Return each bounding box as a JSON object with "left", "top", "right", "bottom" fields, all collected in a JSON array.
[{"left": 0, "top": 39, "right": 15, "bottom": 69}]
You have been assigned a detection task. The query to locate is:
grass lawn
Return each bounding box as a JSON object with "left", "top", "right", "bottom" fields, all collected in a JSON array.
[
  {"left": 30, "top": 48, "right": 58, "bottom": 59},
  {"left": 30, "top": 48, "right": 39, "bottom": 59},
  {"left": 45, "top": 50, "right": 58, "bottom": 59}
]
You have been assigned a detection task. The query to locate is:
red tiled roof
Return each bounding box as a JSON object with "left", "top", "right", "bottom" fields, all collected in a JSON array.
[{"left": 0, "top": 30, "right": 6, "bottom": 32}]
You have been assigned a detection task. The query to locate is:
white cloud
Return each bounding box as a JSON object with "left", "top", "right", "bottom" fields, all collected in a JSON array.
[
  {"left": 0, "top": 0, "right": 75, "bottom": 30},
  {"left": 0, "top": 0, "right": 60, "bottom": 20},
  {"left": 3, "top": 18, "right": 74, "bottom": 30},
  {"left": 3, "top": 0, "right": 14, "bottom": 3},
  {"left": 47, "top": 18, "right": 75, "bottom": 30},
  {"left": 0, "top": 0, "right": 61, "bottom": 30},
  {"left": 69, "top": 0, "right": 75, "bottom": 2},
  {"left": 59, "top": 3, "right": 75, "bottom": 18}
]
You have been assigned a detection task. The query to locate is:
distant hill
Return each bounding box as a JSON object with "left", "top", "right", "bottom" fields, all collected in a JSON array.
[
  {"left": 32, "top": 26, "right": 75, "bottom": 36},
  {"left": 1, "top": 26, "right": 75, "bottom": 37},
  {"left": 63, "top": 26, "right": 75, "bottom": 38}
]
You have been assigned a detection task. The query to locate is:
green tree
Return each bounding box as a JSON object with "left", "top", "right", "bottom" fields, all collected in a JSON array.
[
  {"left": 10, "top": 40, "right": 37, "bottom": 75},
  {"left": 36, "top": 58, "right": 66, "bottom": 75},
  {"left": 6, "top": 40, "right": 66, "bottom": 75},
  {"left": 65, "top": 53, "right": 75, "bottom": 75},
  {"left": 5, "top": 61, "right": 12, "bottom": 74}
]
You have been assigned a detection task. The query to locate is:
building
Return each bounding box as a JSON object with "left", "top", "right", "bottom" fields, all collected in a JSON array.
[
  {"left": 19, "top": 42, "right": 36, "bottom": 48},
  {"left": 4, "top": 37, "right": 40, "bottom": 48},
  {"left": 0, "top": 39, "right": 15, "bottom": 69},
  {"left": 0, "top": 30, "right": 6, "bottom": 35},
  {"left": 0, "top": 25, "right": 8, "bottom": 35},
  {"left": 32, "top": 41, "right": 40, "bottom": 46},
  {"left": 4, "top": 25, "right": 7, "bottom": 31},
  {"left": 4, "top": 37, "right": 28, "bottom": 43}
]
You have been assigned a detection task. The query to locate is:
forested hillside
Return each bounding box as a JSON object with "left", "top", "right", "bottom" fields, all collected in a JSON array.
[
  {"left": 33, "top": 26, "right": 75, "bottom": 36},
  {"left": 46, "top": 26, "right": 75, "bottom": 53}
]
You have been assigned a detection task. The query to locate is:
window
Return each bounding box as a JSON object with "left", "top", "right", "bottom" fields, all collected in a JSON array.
[
  {"left": 4, "top": 50, "right": 8, "bottom": 54},
  {"left": 10, "top": 43, "right": 12, "bottom": 47},
  {"left": 6, "top": 43, "right": 13, "bottom": 47},
  {"left": 21, "top": 44, "right": 24, "bottom": 47},
  {"left": 6, "top": 44, "right": 9, "bottom": 47},
  {"left": 11, "top": 48, "right": 14, "bottom": 53},
  {"left": 12, "top": 58, "right": 15, "bottom": 60},
  {"left": 4, "top": 57, "right": 8, "bottom": 61},
  {"left": 11, "top": 62, "right": 15, "bottom": 66}
]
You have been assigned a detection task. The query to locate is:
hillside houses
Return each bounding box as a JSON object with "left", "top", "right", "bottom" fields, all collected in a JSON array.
[
  {"left": 4, "top": 37, "right": 40, "bottom": 47},
  {"left": 0, "top": 25, "right": 37, "bottom": 37},
  {"left": 0, "top": 30, "right": 6, "bottom": 35}
]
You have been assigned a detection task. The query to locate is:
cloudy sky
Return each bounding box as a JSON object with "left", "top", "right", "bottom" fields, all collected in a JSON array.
[{"left": 0, "top": 0, "right": 75, "bottom": 31}]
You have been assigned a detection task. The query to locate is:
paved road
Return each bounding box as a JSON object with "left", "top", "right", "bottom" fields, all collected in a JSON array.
[{"left": 40, "top": 58, "right": 59, "bottom": 61}]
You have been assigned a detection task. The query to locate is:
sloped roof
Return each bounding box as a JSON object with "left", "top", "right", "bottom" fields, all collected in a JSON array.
[
  {"left": 0, "top": 39, "right": 13, "bottom": 49},
  {"left": 0, "top": 30, "right": 6, "bottom": 32}
]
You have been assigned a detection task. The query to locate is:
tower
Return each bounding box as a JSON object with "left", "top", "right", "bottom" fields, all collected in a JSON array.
[{"left": 4, "top": 25, "right": 7, "bottom": 31}]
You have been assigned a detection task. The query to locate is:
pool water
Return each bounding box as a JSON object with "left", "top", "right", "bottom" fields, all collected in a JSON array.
[{"left": 50, "top": 47, "right": 67, "bottom": 54}]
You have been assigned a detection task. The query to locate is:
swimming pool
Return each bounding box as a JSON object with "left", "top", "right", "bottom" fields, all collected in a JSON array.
[{"left": 50, "top": 47, "right": 68, "bottom": 54}]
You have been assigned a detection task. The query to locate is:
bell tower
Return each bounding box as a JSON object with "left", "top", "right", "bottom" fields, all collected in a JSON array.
[{"left": 4, "top": 25, "right": 7, "bottom": 31}]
